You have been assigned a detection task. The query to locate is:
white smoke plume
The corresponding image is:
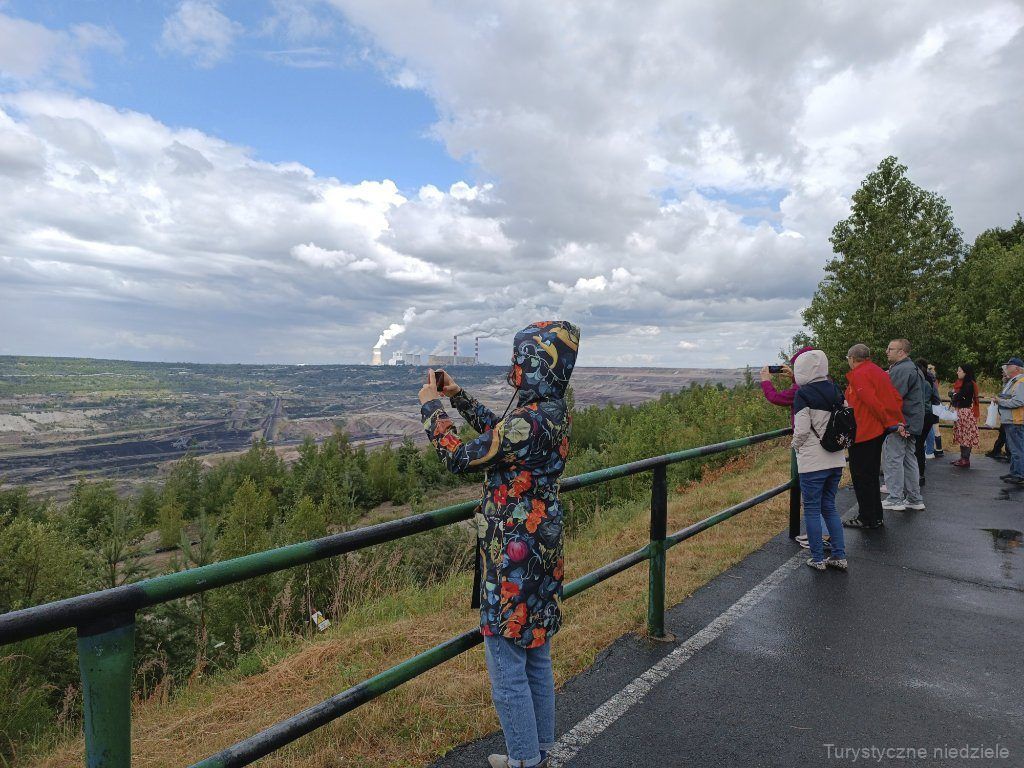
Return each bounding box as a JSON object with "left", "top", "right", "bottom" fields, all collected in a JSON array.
[{"left": 374, "top": 307, "right": 418, "bottom": 349}]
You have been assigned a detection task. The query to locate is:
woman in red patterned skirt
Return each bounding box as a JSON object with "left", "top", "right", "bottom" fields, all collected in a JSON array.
[{"left": 949, "top": 364, "right": 980, "bottom": 468}]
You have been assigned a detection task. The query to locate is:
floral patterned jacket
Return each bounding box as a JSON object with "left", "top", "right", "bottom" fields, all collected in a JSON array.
[{"left": 421, "top": 320, "right": 579, "bottom": 648}]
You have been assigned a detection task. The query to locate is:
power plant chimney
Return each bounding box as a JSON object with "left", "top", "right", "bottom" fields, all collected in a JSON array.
[
  {"left": 371, "top": 348, "right": 382, "bottom": 366},
  {"left": 453, "top": 335, "right": 459, "bottom": 357},
  {"left": 475, "top": 337, "right": 480, "bottom": 364}
]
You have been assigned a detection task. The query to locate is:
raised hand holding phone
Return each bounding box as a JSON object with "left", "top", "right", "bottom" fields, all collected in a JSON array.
[
  {"left": 418, "top": 369, "right": 442, "bottom": 405},
  {"left": 433, "top": 369, "right": 462, "bottom": 397}
]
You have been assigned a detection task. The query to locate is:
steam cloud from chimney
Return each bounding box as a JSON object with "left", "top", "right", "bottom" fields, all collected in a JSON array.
[{"left": 374, "top": 307, "right": 418, "bottom": 349}]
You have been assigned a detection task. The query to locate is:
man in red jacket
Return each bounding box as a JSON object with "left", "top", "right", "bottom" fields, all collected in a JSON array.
[{"left": 842, "top": 343, "right": 905, "bottom": 529}]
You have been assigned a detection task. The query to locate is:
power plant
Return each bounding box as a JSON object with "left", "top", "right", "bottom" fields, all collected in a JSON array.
[{"left": 374, "top": 335, "right": 480, "bottom": 366}]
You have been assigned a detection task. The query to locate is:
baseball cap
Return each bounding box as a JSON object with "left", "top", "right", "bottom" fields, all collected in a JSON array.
[{"left": 1005, "top": 357, "right": 1024, "bottom": 367}]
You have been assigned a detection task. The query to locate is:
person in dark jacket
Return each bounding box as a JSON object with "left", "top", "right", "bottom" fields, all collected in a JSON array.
[
  {"left": 843, "top": 343, "right": 904, "bottom": 529},
  {"left": 949, "top": 364, "right": 981, "bottom": 468},
  {"left": 914, "top": 358, "right": 941, "bottom": 483},
  {"left": 926, "top": 363, "right": 945, "bottom": 457},
  {"left": 419, "top": 320, "right": 579, "bottom": 768}
]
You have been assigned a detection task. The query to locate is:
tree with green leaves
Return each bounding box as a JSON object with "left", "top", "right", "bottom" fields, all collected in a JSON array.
[
  {"left": 98, "top": 501, "right": 145, "bottom": 589},
  {"left": 64, "top": 479, "right": 122, "bottom": 546},
  {"left": 209, "top": 479, "right": 276, "bottom": 643},
  {"left": 157, "top": 499, "right": 184, "bottom": 550},
  {"left": 163, "top": 454, "right": 203, "bottom": 520},
  {"left": 950, "top": 215, "right": 1024, "bottom": 375},
  {"left": 134, "top": 483, "right": 161, "bottom": 526},
  {"left": 803, "top": 156, "right": 964, "bottom": 373}
]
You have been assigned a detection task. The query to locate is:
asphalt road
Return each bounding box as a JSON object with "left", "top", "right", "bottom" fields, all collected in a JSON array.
[{"left": 432, "top": 454, "right": 1024, "bottom": 767}]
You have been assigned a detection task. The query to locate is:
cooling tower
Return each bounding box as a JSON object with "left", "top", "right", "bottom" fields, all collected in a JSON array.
[{"left": 371, "top": 348, "right": 382, "bottom": 366}]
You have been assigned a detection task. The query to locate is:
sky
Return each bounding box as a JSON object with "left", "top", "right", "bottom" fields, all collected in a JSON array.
[{"left": 0, "top": 1, "right": 1022, "bottom": 367}]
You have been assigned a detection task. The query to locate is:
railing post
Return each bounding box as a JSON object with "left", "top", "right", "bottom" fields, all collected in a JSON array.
[
  {"left": 77, "top": 612, "right": 135, "bottom": 768},
  {"left": 647, "top": 465, "right": 673, "bottom": 641},
  {"left": 788, "top": 448, "right": 801, "bottom": 539}
]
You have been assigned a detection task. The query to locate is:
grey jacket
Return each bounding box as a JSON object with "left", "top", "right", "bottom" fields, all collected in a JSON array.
[
  {"left": 996, "top": 374, "right": 1024, "bottom": 425},
  {"left": 887, "top": 357, "right": 927, "bottom": 435}
]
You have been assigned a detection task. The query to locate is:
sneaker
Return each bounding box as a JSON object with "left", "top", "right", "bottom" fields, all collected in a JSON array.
[
  {"left": 1000, "top": 473, "right": 1015, "bottom": 480},
  {"left": 1002, "top": 475, "right": 1024, "bottom": 485},
  {"left": 925, "top": 453, "right": 936, "bottom": 459},
  {"left": 843, "top": 517, "right": 883, "bottom": 530},
  {"left": 951, "top": 458, "right": 970, "bottom": 468},
  {"left": 796, "top": 535, "right": 832, "bottom": 550},
  {"left": 825, "top": 557, "right": 849, "bottom": 571},
  {"left": 986, "top": 451, "right": 1002, "bottom": 459},
  {"left": 488, "top": 756, "right": 549, "bottom": 768},
  {"left": 806, "top": 558, "right": 826, "bottom": 571},
  {"left": 881, "top": 500, "right": 906, "bottom": 511},
  {"left": 934, "top": 449, "right": 944, "bottom": 457},
  {"left": 905, "top": 501, "right": 926, "bottom": 510}
]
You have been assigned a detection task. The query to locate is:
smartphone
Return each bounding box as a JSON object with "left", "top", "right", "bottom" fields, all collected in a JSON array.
[
  {"left": 767, "top": 365, "right": 784, "bottom": 374},
  {"left": 433, "top": 369, "right": 449, "bottom": 391}
]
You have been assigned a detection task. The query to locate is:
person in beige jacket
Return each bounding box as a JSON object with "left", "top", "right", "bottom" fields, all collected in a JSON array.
[{"left": 791, "top": 350, "right": 848, "bottom": 570}]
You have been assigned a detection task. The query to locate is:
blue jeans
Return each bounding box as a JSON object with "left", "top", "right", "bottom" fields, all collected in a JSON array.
[
  {"left": 924, "top": 424, "right": 936, "bottom": 455},
  {"left": 1005, "top": 425, "right": 1024, "bottom": 478},
  {"left": 483, "top": 635, "right": 555, "bottom": 767},
  {"left": 800, "top": 467, "right": 846, "bottom": 562}
]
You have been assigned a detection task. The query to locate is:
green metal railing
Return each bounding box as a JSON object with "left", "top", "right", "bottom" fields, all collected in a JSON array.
[{"left": 0, "top": 426, "right": 797, "bottom": 768}]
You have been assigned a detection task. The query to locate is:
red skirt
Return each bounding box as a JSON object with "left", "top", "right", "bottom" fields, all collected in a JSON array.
[{"left": 953, "top": 407, "right": 980, "bottom": 448}]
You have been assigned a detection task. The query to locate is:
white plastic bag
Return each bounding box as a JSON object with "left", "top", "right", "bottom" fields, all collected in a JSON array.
[
  {"left": 986, "top": 400, "right": 1000, "bottom": 429},
  {"left": 932, "top": 404, "right": 957, "bottom": 422}
]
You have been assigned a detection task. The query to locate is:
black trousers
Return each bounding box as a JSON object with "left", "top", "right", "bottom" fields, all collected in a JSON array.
[
  {"left": 850, "top": 434, "right": 885, "bottom": 525},
  {"left": 994, "top": 425, "right": 1008, "bottom": 456}
]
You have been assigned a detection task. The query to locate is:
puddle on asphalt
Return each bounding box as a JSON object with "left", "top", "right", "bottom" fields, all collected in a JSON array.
[
  {"left": 982, "top": 528, "right": 1023, "bottom": 549},
  {"left": 981, "top": 529, "right": 1022, "bottom": 580}
]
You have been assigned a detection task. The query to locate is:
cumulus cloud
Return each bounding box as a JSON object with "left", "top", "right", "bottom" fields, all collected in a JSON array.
[
  {"left": 161, "top": 1, "right": 243, "bottom": 68},
  {"left": 3, "top": 2, "right": 1024, "bottom": 366},
  {"left": 0, "top": 12, "right": 122, "bottom": 86}
]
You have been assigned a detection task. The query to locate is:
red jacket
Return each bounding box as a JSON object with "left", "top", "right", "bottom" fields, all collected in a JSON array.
[{"left": 845, "top": 361, "right": 904, "bottom": 443}]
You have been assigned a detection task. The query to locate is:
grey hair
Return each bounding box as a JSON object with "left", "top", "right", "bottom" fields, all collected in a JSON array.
[{"left": 847, "top": 343, "right": 871, "bottom": 361}]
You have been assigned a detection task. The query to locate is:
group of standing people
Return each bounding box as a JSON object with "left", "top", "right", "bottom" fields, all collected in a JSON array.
[{"left": 761, "top": 341, "right": 1024, "bottom": 571}]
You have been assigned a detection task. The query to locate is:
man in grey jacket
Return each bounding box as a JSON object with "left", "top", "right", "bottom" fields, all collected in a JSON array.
[
  {"left": 993, "top": 357, "right": 1024, "bottom": 483},
  {"left": 883, "top": 339, "right": 927, "bottom": 511}
]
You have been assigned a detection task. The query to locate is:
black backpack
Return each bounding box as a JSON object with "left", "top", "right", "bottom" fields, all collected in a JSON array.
[{"left": 809, "top": 384, "right": 857, "bottom": 452}]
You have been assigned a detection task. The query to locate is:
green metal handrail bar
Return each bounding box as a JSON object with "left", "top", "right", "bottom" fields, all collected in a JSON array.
[{"left": 0, "top": 426, "right": 796, "bottom": 768}]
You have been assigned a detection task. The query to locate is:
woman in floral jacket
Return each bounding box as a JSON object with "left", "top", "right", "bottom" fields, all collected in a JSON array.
[{"left": 419, "top": 320, "right": 579, "bottom": 768}]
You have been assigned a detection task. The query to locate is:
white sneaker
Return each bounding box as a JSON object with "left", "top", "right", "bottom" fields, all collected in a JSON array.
[
  {"left": 806, "top": 558, "right": 827, "bottom": 571},
  {"left": 905, "top": 501, "right": 925, "bottom": 510},
  {"left": 881, "top": 500, "right": 906, "bottom": 511},
  {"left": 488, "top": 755, "right": 549, "bottom": 768},
  {"left": 925, "top": 453, "right": 936, "bottom": 459}
]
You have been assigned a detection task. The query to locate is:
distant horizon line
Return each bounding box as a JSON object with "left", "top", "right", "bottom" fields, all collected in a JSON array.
[{"left": 0, "top": 353, "right": 749, "bottom": 371}]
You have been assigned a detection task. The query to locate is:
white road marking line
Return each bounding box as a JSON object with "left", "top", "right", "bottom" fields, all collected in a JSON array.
[{"left": 550, "top": 552, "right": 804, "bottom": 765}]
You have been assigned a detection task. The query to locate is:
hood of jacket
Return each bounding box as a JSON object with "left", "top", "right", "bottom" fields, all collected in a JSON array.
[
  {"left": 794, "top": 349, "right": 829, "bottom": 386},
  {"left": 790, "top": 345, "right": 814, "bottom": 365},
  {"left": 507, "top": 320, "right": 580, "bottom": 405}
]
